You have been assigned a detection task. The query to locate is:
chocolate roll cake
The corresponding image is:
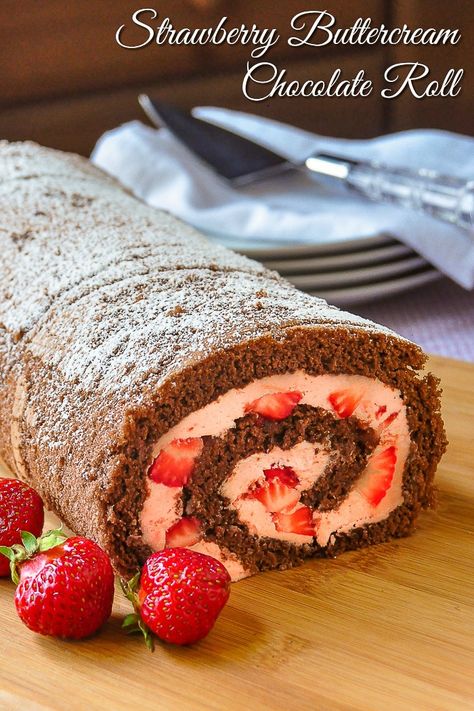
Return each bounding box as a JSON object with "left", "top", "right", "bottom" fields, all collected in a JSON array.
[{"left": 0, "top": 141, "right": 446, "bottom": 580}]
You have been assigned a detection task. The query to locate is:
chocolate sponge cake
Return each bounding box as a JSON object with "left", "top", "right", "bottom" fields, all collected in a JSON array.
[{"left": 0, "top": 141, "right": 446, "bottom": 580}]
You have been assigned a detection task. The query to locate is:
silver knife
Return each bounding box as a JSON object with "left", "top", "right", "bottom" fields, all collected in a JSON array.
[{"left": 139, "top": 94, "right": 474, "bottom": 233}]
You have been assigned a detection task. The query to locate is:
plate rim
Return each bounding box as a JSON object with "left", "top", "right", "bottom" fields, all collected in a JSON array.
[
  {"left": 263, "top": 243, "right": 415, "bottom": 273},
  {"left": 285, "top": 255, "right": 429, "bottom": 289},
  {"left": 307, "top": 269, "right": 441, "bottom": 306},
  {"left": 208, "top": 232, "right": 395, "bottom": 258}
]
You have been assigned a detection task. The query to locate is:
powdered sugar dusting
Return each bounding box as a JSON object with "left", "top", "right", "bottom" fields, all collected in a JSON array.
[{"left": 0, "top": 141, "right": 409, "bottom": 435}]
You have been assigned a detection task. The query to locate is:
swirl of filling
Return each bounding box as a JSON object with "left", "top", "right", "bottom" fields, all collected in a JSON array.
[{"left": 141, "top": 372, "right": 409, "bottom": 580}]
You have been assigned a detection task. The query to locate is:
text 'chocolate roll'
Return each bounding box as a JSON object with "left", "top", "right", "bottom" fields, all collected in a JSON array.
[{"left": 0, "top": 141, "right": 447, "bottom": 580}]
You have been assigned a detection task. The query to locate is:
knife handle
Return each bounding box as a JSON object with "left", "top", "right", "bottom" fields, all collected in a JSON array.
[{"left": 306, "top": 154, "right": 474, "bottom": 233}]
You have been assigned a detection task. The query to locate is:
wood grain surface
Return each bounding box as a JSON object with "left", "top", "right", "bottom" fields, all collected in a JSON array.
[{"left": 0, "top": 354, "right": 473, "bottom": 711}]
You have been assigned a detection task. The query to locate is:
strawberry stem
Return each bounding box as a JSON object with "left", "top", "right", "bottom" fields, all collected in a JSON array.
[{"left": 120, "top": 574, "right": 154, "bottom": 652}]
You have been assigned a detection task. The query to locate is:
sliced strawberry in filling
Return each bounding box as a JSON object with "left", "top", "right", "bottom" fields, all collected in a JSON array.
[
  {"left": 328, "top": 388, "right": 363, "bottom": 418},
  {"left": 375, "top": 403, "right": 400, "bottom": 429},
  {"left": 248, "top": 479, "right": 300, "bottom": 513},
  {"left": 245, "top": 391, "right": 302, "bottom": 420},
  {"left": 378, "top": 411, "right": 399, "bottom": 430},
  {"left": 356, "top": 445, "right": 397, "bottom": 506},
  {"left": 272, "top": 506, "right": 316, "bottom": 536},
  {"left": 149, "top": 437, "right": 203, "bottom": 487},
  {"left": 165, "top": 516, "right": 202, "bottom": 548},
  {"left": 263, "top": 466, "right": 299, "bottom": 487}
]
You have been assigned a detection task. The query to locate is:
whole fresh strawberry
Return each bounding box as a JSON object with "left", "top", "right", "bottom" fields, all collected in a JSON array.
[
  {"left": 122, "top": 548, "right": 231, "bottom": 648},
  {"left": 0, "top": 478, "right": 44, "bottom": 577},
  {"left": 0, "top": 529, "right": 114, "bottom": 639}
]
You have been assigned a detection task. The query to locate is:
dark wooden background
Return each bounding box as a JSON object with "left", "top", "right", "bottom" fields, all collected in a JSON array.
[{"left": 0, "top": 0, "right": 472, "bottom": 156}]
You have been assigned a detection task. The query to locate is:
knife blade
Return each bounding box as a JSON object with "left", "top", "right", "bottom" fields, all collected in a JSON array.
[{"left": 139, "top": 94, "right": 294, "bottom": 184}]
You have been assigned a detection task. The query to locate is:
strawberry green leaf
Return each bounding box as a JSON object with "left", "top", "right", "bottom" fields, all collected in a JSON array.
[
  {"left": 138, "top": 618, "right": 155, "bottom": 652},
  {"left": 122, "top": 613, "right": 140, "bottom": 630},
  {"left": 21, "top": 531, "right": 38, "bottom": 556},
  {"left": 38, "top": 527, "right": 67, "bottom": 552},
  {"left": 0, "top": 543, "right": 28, "bottom": 584},
  {"left": 10, "top": 560, "right": 19, "bottom": 585},
  {"left": 0, "top": 546, "right": 14, "bottom": 561},
  {"left": 120, "top": 574, "right": 154, "bottom": 652},
  {"left": 120, "top": 572, "right": 141, "bottom": 605},
  {"left": 129, "top": 571, "right": 141, "bottom": 591}
]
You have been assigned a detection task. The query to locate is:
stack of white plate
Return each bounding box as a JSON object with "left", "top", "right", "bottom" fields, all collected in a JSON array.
[{"left": 212, "top": 233, "right": 440, "bottom": 306}]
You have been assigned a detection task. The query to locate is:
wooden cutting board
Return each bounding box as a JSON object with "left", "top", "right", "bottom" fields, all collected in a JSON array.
[{"left": 0, "top": 355, "right": 473, "bottom": 711}]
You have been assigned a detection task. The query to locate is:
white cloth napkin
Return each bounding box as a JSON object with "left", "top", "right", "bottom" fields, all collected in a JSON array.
[{"left": 91, "top": 109, "right": 474, "bottom": 289}]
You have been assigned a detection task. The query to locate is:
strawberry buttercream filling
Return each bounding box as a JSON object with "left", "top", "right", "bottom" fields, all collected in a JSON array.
[{"left": 141, "top": 372, "right": 410, "bottom": 580}]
